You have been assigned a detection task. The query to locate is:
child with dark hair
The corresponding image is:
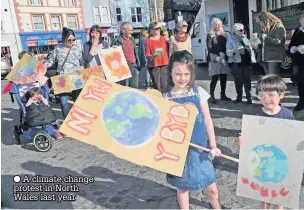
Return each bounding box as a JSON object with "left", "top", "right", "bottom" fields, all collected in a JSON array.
[
  {"left": 239, "top": 74, "right": 294, "bottom": 209},
  {"left": 22, "top": 87, "right": 62, "bottom": 139},
  {"left": 162, "top": 50, "right": 222, "bottom": 209}
]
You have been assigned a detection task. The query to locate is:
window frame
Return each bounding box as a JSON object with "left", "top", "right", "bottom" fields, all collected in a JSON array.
[
  {"left": 64, "top": 0, "right": 75, "bottom": 6},
  {"left": 130, "top": 7, "right": 142, "bottom": 23},
  {"left": 29, "top": 0, "right": 41, "bottom": 6},
  {"left": 67, "top": 14, "right": 78, "bottom": 29},
  {"left": 93, "top": 6, "right": 110, "bottom": 23},
  {"left": 32, "top": 14, "right": 45, "bottom": 31},
  {"left": 116, "top": 7, "right": 122, "bottom": 22},
  {"left": 50, "top": 15, "right": 62, "bottom": 30}
]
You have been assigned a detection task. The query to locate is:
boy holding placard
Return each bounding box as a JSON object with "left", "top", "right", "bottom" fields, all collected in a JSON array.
[{"left": 239, "top": 74, "right": 294, "bottom": 209}]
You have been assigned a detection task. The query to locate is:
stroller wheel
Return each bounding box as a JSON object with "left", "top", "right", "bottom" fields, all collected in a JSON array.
[
  {"left": 13, "top": 125, "right": 21, "bottom": 145},
  {"left": 33, "top": 131, "right": 53, "bottom": 152}
]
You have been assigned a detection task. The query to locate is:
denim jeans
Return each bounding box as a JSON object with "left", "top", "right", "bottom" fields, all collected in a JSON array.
[
  {"left": 23, "top": 124, "right": 55, "bottom": 141},
  {"left": 60, "top": 94, "right": 70, "bottom": 119},
  {"left": 119, "top": 64, "right": 139, "bottom": 88},
  {"left": 262, "top": 62, "right": 280, "bottom": 75}
]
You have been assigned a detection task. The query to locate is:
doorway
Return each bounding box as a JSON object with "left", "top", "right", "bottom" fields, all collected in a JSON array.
[{"left": 233, "top": 0, "right": 250, "bottom": 37}]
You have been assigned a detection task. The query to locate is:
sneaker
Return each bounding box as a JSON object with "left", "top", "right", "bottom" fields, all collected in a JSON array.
[
  {"left": 234, "top": 98, "right": 242, "bottom": 103},
  {"left": 53, "top": 130, "right": 63, "bottom": 139}
]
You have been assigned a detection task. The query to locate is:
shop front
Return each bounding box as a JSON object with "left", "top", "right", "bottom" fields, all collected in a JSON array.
[{"left": 19, "top": 30, "right": 87, "bottom": 60}]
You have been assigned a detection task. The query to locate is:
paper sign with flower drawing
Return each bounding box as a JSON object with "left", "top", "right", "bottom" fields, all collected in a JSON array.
[
  {"left": 6, "top": 53, "right": 48, "bottom": 85},
  {"left": 51, "top": 66, "right": 105, "bottom": 95},
  {"left": 98, "top": 46, "right": 132, "bottom": 82},
  {"left": 237, "top": 115, "right": 304, "bottom": 208}
]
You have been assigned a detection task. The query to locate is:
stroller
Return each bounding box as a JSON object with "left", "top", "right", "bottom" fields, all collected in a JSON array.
[{"left": 9, "top": 82, "right": 59, "bottom": 152}]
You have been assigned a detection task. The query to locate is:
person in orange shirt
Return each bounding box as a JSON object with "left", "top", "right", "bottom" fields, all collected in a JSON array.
[{"left": 145, "top": 22, "right": 169, "bottom": 91}]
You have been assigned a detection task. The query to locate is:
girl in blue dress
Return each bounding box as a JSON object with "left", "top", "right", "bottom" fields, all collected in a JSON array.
[{"left": 163, "top": 50, "right": 222, "bottom": 209}]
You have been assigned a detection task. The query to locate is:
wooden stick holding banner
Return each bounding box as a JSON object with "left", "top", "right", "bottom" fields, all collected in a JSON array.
[
  {"left": 189, "top": 143, "right": 239, "bottom": 163},
  {"left": 67, "top": 99, "right": 239, "bottom": 163}
]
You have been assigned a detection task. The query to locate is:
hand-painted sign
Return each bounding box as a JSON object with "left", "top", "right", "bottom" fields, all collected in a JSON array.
[
  {"left": 59, "top": 76, "right": 198, "bottom": 177},
  {"left": 51, "top": 66, "right": 105, "bottom": 95},
  {"left": 237, "top": 115, "right": 304, "bottom": 208}
]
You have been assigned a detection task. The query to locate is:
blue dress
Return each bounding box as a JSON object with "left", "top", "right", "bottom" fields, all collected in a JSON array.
[{"left": 164, "top": 86, "right": 216, "bottom": 191}]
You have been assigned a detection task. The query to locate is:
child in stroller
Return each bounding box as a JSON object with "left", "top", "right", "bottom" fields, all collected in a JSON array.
[{"left": 10, "top": 82, "right": 62, "bottom": 152}]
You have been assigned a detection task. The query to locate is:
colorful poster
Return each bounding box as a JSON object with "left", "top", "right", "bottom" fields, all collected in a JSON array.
[
  {"left": 51, "top": 66, "right": 105, "bottom": 95},
  {"left": 237, "top": 115, "right": 304, "bottom": 208},
  {"left": 6, "top": 54, "right": 47, "bottom": 85},
  {"left": 59, "top": 76, "right": 198, "bottom": 177},
  {"left": 98, "top": 47, "right": 132, "bottom": 82}
]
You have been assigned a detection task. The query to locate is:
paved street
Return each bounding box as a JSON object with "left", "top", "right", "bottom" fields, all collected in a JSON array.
[{"left": 1, "top": 66, "right": 304, "bottom": 209}]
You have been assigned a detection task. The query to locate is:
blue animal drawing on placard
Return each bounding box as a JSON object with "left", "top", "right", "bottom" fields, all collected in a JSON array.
[{"left": 247, "top": 144, "right": 288, "bottom": 183}]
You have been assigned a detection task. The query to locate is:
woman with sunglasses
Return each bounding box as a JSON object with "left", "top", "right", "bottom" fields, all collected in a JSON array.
[
  {"left": 83, "top": 25, "right": 109, "bottom": 68},
  {"left": 169, "top": 20, "right": 191, "bottom": 57},
  {"left": 257, "top": 12, "right": 286, "bottom": 75},
  {"left": 44, "top": 27, "right": 84, "bottom": 119},
  {"left": 226, "top": 23, "right": 256, "bottom": 104},
  {"left": 145, "top": 22, "right": 169, "bottom": 91}
]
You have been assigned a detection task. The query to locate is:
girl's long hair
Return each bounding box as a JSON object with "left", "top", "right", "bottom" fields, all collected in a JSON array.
[
  {"left": 164, "top": 50, "right": 195, "bottom": 93},
  {"left": 257, "top": 12, "right": 282, "bottom": 31},
  {"left": 88, "top": 25, "right": 103, "bottom": 48}
]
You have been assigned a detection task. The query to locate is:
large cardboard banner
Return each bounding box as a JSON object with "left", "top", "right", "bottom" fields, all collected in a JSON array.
[
  {"left": 59, "top": 76, "right": 198, "bottom": 177},
  {"left": 98, "top": 46, "right": 132, "bottom": 82},
  {"left": 6, "top": 54, "right": 47, "bottom": 85},
  {"left": 51, "top": 66, "right": 105, "bottom": 94},
  {"left": 237, "top": 115, "right": 304, "bottom": 208}
]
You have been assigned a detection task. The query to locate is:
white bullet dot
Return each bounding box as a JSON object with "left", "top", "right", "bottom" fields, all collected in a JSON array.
[{"left": 14, "top": 175, "right": 21, "bottom": 183}]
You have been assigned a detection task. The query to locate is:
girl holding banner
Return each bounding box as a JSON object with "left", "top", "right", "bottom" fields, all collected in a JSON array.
[{"left": 162, "top": 50, "right": 222, "bottom": 209}]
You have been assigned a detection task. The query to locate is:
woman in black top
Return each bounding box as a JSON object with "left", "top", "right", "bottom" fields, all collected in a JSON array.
[
  {"left": 288, "top": 14, "right": 304, "bottom": 111},
  {"left": 207, "top": 18, "right": 231, "bottom": 103}
]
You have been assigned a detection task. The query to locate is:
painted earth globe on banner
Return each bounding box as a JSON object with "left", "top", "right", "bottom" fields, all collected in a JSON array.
[
  {"left": 247, "top": 144, "right": 288, "bottom": 183},
  {"left": 102, "top": 91, "right": 160, "bottom": 147}
]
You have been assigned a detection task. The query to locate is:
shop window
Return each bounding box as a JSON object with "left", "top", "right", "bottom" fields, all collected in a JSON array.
[
  {"left": 116, "top": 7, "right": 122, "bottom": 22},
  {"left": 29, "top": 0, "right": 41, "bottom": 6},
  {"left": 51, "top": 15, "right": 62, "bottom": 30},
  {"left": 131, "top": 7, "right": 142, "bottom": 23},
  {"left": 67, "top": 15, "right": 78, "bottom": 29},
  {"left": 64, "top": 0, "right": 75, "bottom": 6},
  {"left": 93, "top": 6, "right": 110, "bottom": 23},
  {"left": 32, "top": 15, "right": 45, "bottom": 30}
]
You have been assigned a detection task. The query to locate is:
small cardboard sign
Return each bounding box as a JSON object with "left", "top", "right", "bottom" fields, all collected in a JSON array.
[
  {"left": 98, "top": 46, "right": 132, "bottom": 82},
  {"left": 51, "top": 66, "right": 105, "bottom": 95},
  {"left": 6, "top": 54, "right": 48, "bottom": 85},
  {"left": 59, "top": 76, "right": 198, "bottom": 177},
  {"left": 237, "top": 115, "right": 304, "bottom": 208}
]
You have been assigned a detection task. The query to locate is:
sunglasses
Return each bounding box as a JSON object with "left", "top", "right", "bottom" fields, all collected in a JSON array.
[
  {"left": 154, "top": 27, "right": 161, "bottom": 30},
  {"left": 238, "top": 29, "right": 244, "bottom": 32},
  {"left": 67, "top": 39, "right": 76, "bottom": 42}
]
